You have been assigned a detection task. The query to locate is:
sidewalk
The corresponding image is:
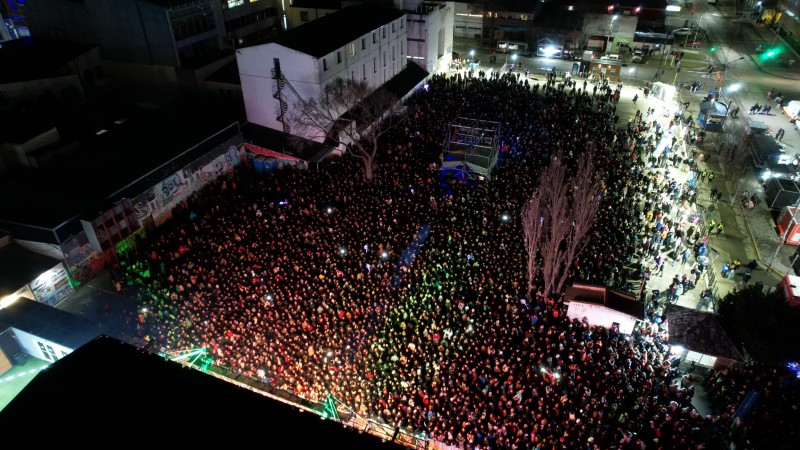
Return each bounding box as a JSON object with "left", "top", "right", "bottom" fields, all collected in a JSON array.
[{"left": 718, "top": 5, "right": 800, "bottom": 80}]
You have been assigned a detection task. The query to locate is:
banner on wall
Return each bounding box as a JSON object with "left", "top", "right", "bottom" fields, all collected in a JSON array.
[
  {"left": 130, "top": 137, "right": 245, "bottom": 227},
  {"left": 29, "top": 262, "right": 72, "bottom": 307}
]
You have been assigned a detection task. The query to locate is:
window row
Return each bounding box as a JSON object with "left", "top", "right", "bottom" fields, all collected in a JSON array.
[
  {"left": 323, "top": 41, "right": 404, "bottom": 71},
  {"left": 225, "top": 7, "right": 277, "bottom": 32}
]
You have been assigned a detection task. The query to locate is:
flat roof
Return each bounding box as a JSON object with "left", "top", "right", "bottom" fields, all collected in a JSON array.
[
  {"left": 0, "top": 37, "right": 98, "bottom": 84},
  {"left": 0, "top": 334, "right": 410, "bottom": 447},
  {"left": 0, "top": 108, "right": 239, "bottom": 234},
  {"left": 0, "top": 297, "right": 100, "bottom": 350},
  {"left": 0, "top": 243, "right": 62, "bottom": 297},
  {"left": 270, "top": 4, "right": 404, "bottom": 58}
]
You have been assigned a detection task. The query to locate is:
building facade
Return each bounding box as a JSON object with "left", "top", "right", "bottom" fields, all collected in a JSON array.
[
  {"left": 19, "top": 0, "right": 279, "bottom": 87},
  {"left": 237, "top": 4, "right": 407, "bottom": 138}
]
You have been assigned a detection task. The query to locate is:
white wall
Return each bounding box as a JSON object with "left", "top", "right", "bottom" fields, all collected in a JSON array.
[
  {"left": 11, "top": 326, "right": 74, "bottom": 363},
  {"left": 238, "top": 15, "right": 407, "bottom": 138},
  {"left": 566, "top": 301, "right": 639, "bottom": 335},
  {"left": 453, "top": 2, "right": 483, "bottom": 38},
  {"left": 238, "top": 43, "right": 321, "bottom": 133}
]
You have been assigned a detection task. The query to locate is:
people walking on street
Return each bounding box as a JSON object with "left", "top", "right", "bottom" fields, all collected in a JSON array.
[
  {"left": 776, "top": 128, "right": 785, "bottom": 141},
  {"left": 633, "top": 94, "right": 638, "bottom": 104},
  {"left": 716, "top": 222, "right": 724, "bottom": 235},
  {"left": 710, "top": 186, "right": 718, "bottom": 200}
]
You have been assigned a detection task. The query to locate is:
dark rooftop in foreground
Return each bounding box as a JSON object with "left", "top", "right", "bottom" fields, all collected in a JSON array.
[
  {"left": 0, "top": 334, "right": 408, "bottom": 447},
  {"left": 270, "top": 3, "right": 404, "bottom": 57}
]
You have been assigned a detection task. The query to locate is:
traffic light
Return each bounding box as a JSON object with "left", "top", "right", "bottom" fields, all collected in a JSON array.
[{"left": 710, "top": 46, "right": 717, "bottom": 53}]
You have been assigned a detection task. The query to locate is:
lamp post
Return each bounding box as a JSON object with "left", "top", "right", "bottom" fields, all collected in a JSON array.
[{"left": 607, "top": 15, "right": 618, "bottom": 54}]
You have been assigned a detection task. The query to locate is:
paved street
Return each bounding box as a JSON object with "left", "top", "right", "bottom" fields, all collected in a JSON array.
[{"left": 450, "top": 0, "right": 800, "bottom": 308}]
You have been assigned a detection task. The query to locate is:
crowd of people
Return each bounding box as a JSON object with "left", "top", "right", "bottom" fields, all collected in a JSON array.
[{"left": 118, "top": 71, "right": 797, "bottom": 449}]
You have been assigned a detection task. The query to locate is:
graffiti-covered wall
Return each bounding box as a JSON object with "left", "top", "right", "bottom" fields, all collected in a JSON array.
[{"left": 131, "top": 136, "right": 245, "bottom": 228}]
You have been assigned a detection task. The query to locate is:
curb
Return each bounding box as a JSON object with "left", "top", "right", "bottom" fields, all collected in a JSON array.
[{"left": 738, "top": 201, "right": 786, "bottom": 279}]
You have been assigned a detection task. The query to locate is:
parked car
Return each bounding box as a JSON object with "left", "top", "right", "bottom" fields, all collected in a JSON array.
[
  {"left": 632, "top": 50, "right": 645, "bottom": 63},
  {"left": 681, "top": 39, "right": 702, "bottom": 48}
]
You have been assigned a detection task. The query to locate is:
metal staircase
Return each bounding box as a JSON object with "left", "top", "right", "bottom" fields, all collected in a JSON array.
[{"left": 271, "top": 65, "right": 291, "bottom": 134}]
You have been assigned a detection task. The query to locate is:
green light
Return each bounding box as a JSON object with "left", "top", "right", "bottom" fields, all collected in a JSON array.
[
  {"left": 710, "top": 46, "right": 717, "bottom": 52},
  {"left": 322, "top": 393, "right": 340, "bottom": 421}
]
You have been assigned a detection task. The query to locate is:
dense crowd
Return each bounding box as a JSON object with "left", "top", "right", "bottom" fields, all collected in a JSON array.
[{"left": 119, "top": 72, "right": 796, "bottom": 449}]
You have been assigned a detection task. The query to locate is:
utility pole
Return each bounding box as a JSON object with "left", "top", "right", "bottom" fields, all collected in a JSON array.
[{"left": 767, "top": 202, "right": 799, "bottom": 271}]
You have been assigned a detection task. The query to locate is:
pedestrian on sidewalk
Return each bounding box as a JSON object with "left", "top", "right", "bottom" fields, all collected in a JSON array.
[
  {"left": 776, "top": 128, "right": 785, "bottom": 141},
  {"left": 710, "top": 186, "right": 718, "bottom": 200},
  {"left": 716, "top": 222, "right": 724, "bottom": 236},
  {"left": 633, "top": 94, "right": 639, "bottom": 104}
]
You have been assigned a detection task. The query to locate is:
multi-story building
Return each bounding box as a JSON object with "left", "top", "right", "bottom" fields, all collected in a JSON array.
[
  {"left": 405, "top": 2, "right": 454, "bottom": 74},
  {"left": 0, "top": 0, "right": 32, "bottom": 41},
  {"left": 237, "top": 3, "right": 409, "bottom": 138},
  {"left": 17, "top": 0, "right": 279, "bottom": 88}
]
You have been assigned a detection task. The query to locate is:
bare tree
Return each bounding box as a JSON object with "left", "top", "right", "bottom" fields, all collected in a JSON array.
[
  {"left": 538, "top": 155, "right": 571, "bottom": 297},
  {"left": 521, "top": 194, "right": 544, "bottom": 298},
  {"left": 290, "top": 78, "right": 401, "bottom": 180},
  {"left": 522, "top": 150, "right": 602, "bottom": 297},
  {"left": 556, "top": 149, "right": 601, "bottom": 293}
]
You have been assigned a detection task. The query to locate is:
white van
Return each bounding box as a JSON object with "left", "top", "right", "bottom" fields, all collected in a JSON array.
[{"left": 604, "top": 54, "right": 621, "bottom": 61}]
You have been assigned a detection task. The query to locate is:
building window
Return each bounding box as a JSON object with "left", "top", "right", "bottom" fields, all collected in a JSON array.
[
  {"left": 349, "top": 43, "right": 355, "bottom": 56},
  {"left": 383, "top": 53, "right": 386, "bottom": 66},
  {"left": 373, "top": 32, "right": 376, "bottom": 44},
  {"left": 363, "top": 64, "right": 366, "bottom": 79},
  {"left": 337, "top": 51, "right": 342, "bottom": 64},
  {"left": 400, "top": 19, "right": 403, "bottom": 29},
  {"left": 400, "top": 41, "right": 404, "bottom": 55},
  {"left": 351, "top": 71, "right": 355, "bottom": 80},
  {"left": 361, "top": 38, "right": 366, "bottom": 50},
  {"left": 323, "top": 58, "right": 329, "bottom": 71},
  {"left": 392, "top": 22, "right": 396, "bottom": 33},
  {"left": 382, "top": 27, "right": 386, "bottom": 38},
  {"left": 392, "top": 46, "right": 395, "bottom": 61},
  {"left": 300, "top": 11, "right": 309, "bottom": 22},
  {"left": 374, "top": 57, "right": 377, "bottom": 73}
]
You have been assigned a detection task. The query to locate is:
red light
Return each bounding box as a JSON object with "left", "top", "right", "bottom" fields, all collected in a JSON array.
[
  {"left": 608, "top": 5, "right": 614, "bottom": 11},
  {"left": 635, "top": 7, "right": 641, "bottom": 13}
]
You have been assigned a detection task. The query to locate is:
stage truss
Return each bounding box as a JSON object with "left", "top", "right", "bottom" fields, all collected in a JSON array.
[{"left": 441, "top": 117, "right": 501, "bottom": 183}]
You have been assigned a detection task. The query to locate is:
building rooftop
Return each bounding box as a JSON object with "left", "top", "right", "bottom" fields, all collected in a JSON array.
[
  {"left": 271, "top": 3, "right": 405, "bottom": 58},
  {"left": 0, "top": 243, "right": 62, "bottom": 297},
  {"left": 205, "top": 59, "right": 241, "bottom": 85},
  {"left": 0, "top": 37, "right": 98, "bottom": 84},
  {"left": 0, "top": 106, "right": 240, "bottom": 240},
  {"left": 290, "top": 0, "right": 342, "bottom": 9},
  {"left": 0, "top": 297, "right": 100, "bottom": 351},
  {"left": 0, "top": 334, "right": 410, "bottom": 447}
]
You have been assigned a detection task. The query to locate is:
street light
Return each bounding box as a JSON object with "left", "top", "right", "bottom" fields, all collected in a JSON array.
[{"left": 469, "top": 49, "right": 475, "bottom": 62}]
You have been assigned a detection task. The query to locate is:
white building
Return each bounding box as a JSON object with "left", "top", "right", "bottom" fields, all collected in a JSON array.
[
  {"left": 237, "top": 3, "right": 408, "bottom": 138},
  {"left": 405, "top": 1, "right": 455, "bottom": 75}
]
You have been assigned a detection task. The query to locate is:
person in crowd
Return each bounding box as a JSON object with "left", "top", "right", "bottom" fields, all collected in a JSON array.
[{"left": 116, "top": 71, "right": 785, "bottom": 450}]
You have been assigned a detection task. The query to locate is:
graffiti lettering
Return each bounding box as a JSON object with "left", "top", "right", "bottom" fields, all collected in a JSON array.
[
  {"left": 134, "top": 201, "right": 149, "bottom": 221},
  {"left": 161, "top": 173, "right": 183, "bottom": 204}
]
